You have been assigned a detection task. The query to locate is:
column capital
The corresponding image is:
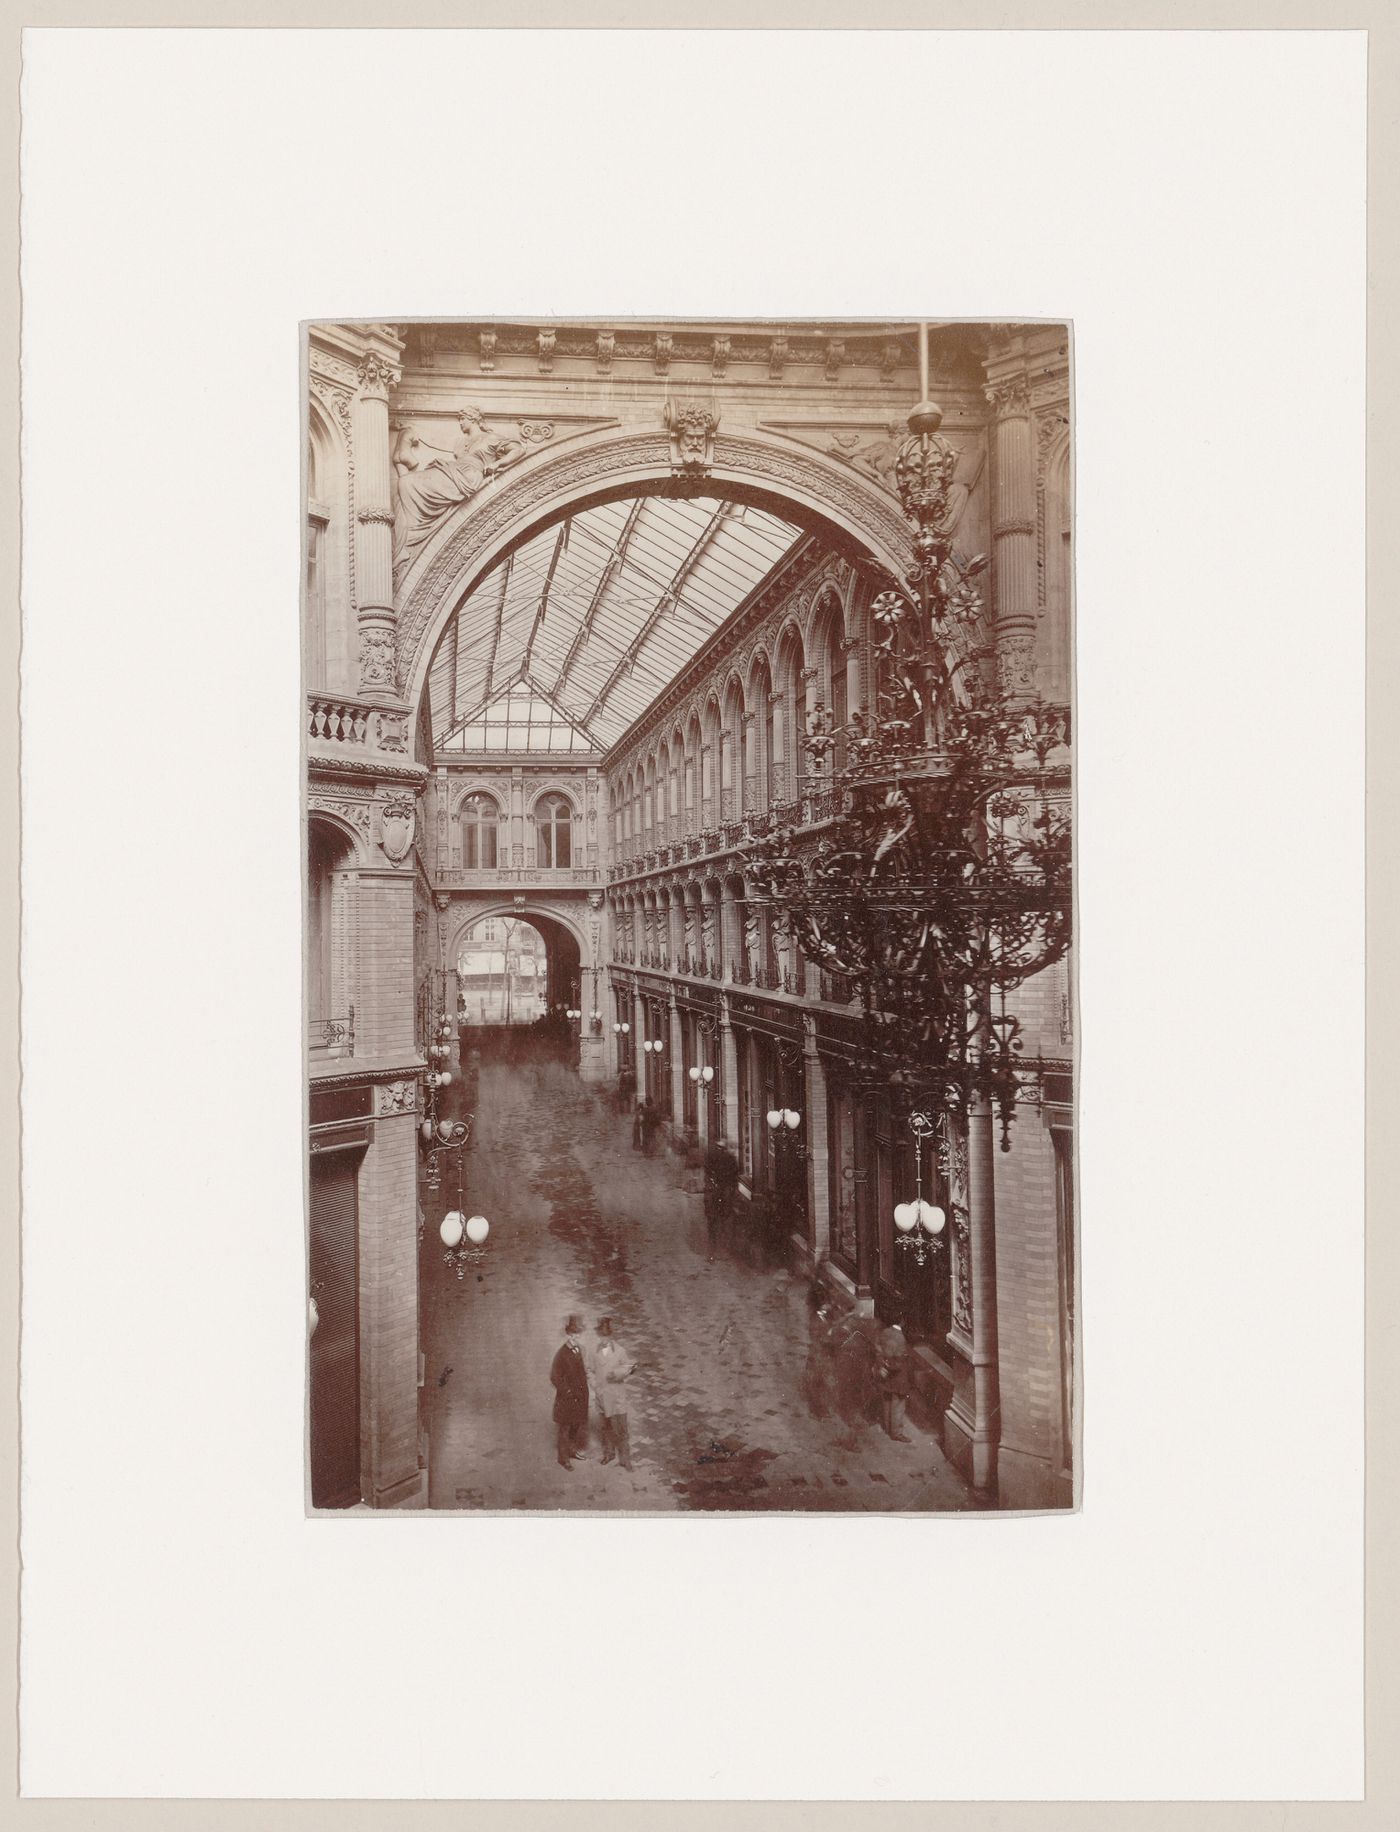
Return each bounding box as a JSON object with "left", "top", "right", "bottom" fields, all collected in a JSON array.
[
  {"left": 984, "top": 374, "right": 1031, "bottom": 420},
  {"left": 356, "top": 349, "right": 402, "bottom": 403}
]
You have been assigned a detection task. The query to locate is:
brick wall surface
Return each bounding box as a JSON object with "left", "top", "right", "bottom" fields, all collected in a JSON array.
[
  {"left": 355, "top": 1111, "right": 421, "bottom": 1502},
  {"left": 354, "top": 871, "right": 417, "bottom": 1058},
  {"left": 992, "top": 1115, "right": 1065, "bottom": 1503}
]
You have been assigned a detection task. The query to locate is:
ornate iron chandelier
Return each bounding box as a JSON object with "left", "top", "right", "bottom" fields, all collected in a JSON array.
[{"left": 744, "top": 326, "right": 1071, "bottom": 1150}]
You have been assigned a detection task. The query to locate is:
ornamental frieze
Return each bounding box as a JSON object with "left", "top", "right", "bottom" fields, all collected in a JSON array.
[{"left": 309, "top": 795, "right": 372, "bottom": 843}]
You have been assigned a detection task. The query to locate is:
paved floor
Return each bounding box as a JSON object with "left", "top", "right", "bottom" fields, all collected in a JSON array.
[{"left": 421, "top": 1052, "right": 976, "bottom": 1513}]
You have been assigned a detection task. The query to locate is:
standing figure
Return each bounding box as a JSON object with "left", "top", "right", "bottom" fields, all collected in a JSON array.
[
  {"left": 801, "top": 1300, "right": 837, "bottom": 1420},
  {"left": 703, "top": 1141, "right": 741, "bottom": 1261},
  {"left": 639, "top": 1097, "right": 661, "bottom": 1158},
  {"left": 632, "top": 1099, "right": 645, "bottom": 1152},
  {"left": 590, "top": 1318, "right": 636, "bottom": 1471},
  {"left": 877, "top": 1323, "right": 913, "bottom": 1441},
  {"left": 832, "top": 1315, "right": 877, "bottom": 1450},
  {"left": 550, "top": 1314, "right": 590, "bottom": 1470},
  {"left": 616, "top": 1064, "right": 636, "bottom": 1118}
]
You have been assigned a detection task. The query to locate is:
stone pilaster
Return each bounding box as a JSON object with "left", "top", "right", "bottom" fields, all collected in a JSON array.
[
  {"left": 669, "top": 990, "right": 685, "bottom": 1125},
  {"left": 985, "top": 365, "right": 1038, "bottom": 703},
  {"left": 801, "top": 1018, "right": 830, "bottom": 1268},
  {"left": 717, "top": 1001, "right": 738, "bottom": 1146},
  {"left": 352, "top": 348, "right": 401, "bottom": 704},
  {"left": 945, "top": 1092, "right": 1001, "bottom": 1497}
]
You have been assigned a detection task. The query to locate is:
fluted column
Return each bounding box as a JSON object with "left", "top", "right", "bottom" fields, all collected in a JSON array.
[
  {"left": 352, "top": 348, "right": 401, "bottom": 704},
  {"left": 985, "top": 367, "right": 1038, "bottom": 703}
]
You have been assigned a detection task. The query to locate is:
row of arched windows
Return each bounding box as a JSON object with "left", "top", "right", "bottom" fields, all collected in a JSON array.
[{"left": 608, "top": 590, "right": 857, "bottom": 854}]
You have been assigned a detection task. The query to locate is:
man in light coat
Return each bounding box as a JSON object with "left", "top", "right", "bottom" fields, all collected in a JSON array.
[{"left": 590, "top": 1317, "right": 636, "bottom": 1471}]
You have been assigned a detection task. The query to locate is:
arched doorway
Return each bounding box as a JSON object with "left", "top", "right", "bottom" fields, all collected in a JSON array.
[{"left": 447, "top": 904, "right": 586, "bottom": 1063}]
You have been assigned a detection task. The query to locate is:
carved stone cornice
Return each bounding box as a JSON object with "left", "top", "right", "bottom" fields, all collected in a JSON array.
[
  {"left": 308, "top": 753, "right": 429, "bottom": 786},
  {"left": 309, "top": 1061, "right": 425, "bottom": 1094}
]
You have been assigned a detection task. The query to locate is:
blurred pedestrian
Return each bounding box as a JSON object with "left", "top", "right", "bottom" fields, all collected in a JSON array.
[
  {"left": 877, "top": 1323, "right": 912, "bottom": 1441},
  {"left": 703, "top": 1140, "right": 740, "bottom": 1260},
  {"left": 833, "top": 1315, "right": 877, "bottom": 1449},
  {"left": 590, "top": 1317, "right": 636, "bottom": 1470},
  {"left": 801, "top": 1299, "right": 837, "bottom": 1420},
  {"left": 550, "top": 1314, "right": 590, "bottom": 1470},
  {"left": 640, "top": 1097, "right": 661, "bottom": 1157}
]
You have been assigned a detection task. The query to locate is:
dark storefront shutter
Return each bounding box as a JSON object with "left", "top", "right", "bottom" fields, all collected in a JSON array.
[{"left": 309, "top": 1152, "right": 361, "bottom": 1508}]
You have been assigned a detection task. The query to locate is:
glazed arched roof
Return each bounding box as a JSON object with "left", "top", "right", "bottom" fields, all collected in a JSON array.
[{"left": 426, "top": 494, "right": 802, "bottom": 757}]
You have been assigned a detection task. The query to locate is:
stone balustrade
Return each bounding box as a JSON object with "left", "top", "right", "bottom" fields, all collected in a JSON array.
[
  {"left": 434, "top": 865, "right": 600, "bottom": 889},
  {"left": 308, "top": 693, "right": 412, "bottom": 762}
]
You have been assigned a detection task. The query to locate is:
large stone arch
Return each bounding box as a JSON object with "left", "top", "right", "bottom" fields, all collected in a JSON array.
[
  {"left": 445, "top": 897, "right": 591, "bottom": 967},
  {"left": 395, "top": 427, "right": 917, "bottom": 741}
]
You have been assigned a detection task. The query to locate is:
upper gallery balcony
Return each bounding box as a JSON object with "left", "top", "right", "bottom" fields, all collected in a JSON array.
[{"left": 308, "top": 693, "right": 417, "bottom": 770}]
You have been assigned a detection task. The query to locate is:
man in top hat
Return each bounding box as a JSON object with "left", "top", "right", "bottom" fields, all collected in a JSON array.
[
  {"left": 550, "top": 1314, "right": 591, "bottom": 1470},
  {"left": 589, "top": 1317, "right": 636, "bottom": 1471}
]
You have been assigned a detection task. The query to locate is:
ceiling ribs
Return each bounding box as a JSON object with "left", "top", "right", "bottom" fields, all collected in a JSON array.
[
  {"left": 447, "top": 603, "right": 460, "bottom": 732},
  {"left": 567, "top": 513, "right": 719, "bottom": 627},
  {"left": 582, "top": 501, "right": 738, "bottom": 728},
  {"left": 481, "top": 548, "right": 513, "bottom": 701},
  {"left": 551, "top": 497, "right": 649, "bottom": 703},
  {"left": 518, "top": 521, "right": 569, "bottom": 682}
]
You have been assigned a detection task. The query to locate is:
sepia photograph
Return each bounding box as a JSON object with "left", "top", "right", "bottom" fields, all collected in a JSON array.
[{"left": 305, "top": 316, "right": 1075, "bottom": 1514}]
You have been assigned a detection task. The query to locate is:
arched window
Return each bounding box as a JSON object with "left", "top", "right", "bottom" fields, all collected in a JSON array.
[
  {"left": 460, "top": 793, "right": 499, "bottom": 870},
  {"left": 537, "top": 794, "right": 572, "bottom": 869},
  {"left": 819, "top": 595, "right": 849, "bottom": 771}
]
